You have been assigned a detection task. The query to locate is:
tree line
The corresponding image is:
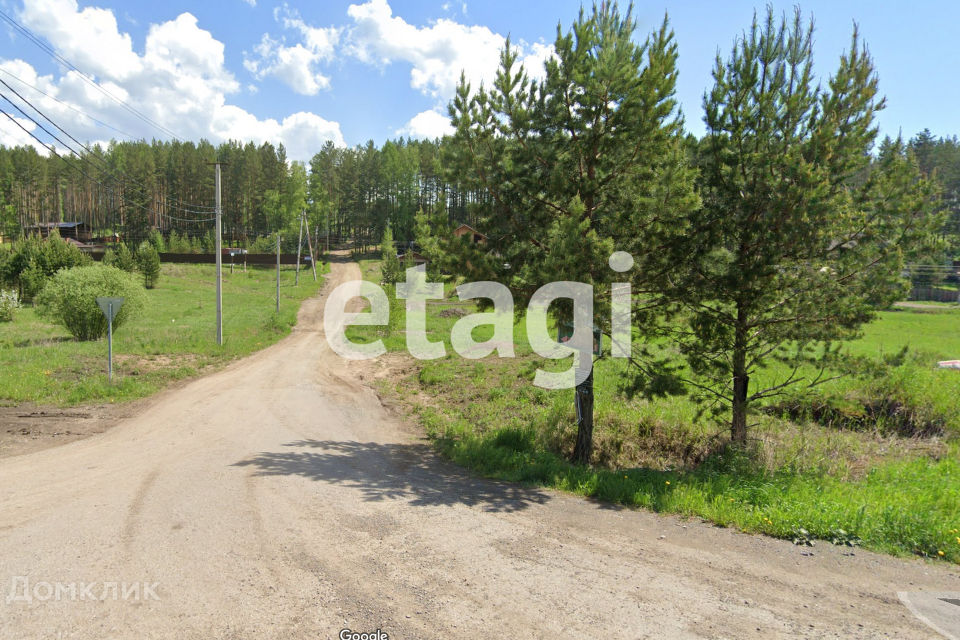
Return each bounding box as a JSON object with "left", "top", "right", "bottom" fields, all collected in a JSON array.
[{"left": 0, "top": 136, "right": 489, "bottom": 251}]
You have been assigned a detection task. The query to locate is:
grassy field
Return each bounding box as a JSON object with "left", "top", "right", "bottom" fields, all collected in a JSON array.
[
  {"left": 347, "top": 259, "right": 960, "bottom": 563},
  {"left": 0, "top": 261, "right": 328, "bottom": 406}
]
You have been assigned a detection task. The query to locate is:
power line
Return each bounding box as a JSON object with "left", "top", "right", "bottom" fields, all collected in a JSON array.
[
  {"left": 0, "top": 106, "right": 215, "bottom": 225},
  {"left": 0, "top": 76, "right": 217, "bottom": 215},
  {"left": 0, "top": 67, "right": 138, "bottom": 141},
  {"left": 0, "top": 8, "right": 185, "bottom": 143}
]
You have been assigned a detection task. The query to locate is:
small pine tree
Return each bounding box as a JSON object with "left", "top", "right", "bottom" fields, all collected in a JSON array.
[
  {"left": 147, "top": 229, "right": 165, "bottom": 253},
  {"left": 103, "top": 243, "right": 136, "bottom": 273},
  {"left": 200, "top": 229, "right": 215, "bottom": 254},
  {"left": 136, "top": 243, "right": 161, "bottom": 289},
  {"left": 167, "top": 229, "right": 186, "bottom": 253},
  {"left": 380, "top": 224, "right": 402, "bottom": 284}
]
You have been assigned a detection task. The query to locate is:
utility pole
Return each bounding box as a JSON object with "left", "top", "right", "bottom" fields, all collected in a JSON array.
[
  {"left": 276, "top": 233, "right": 281, "bottom": 314},
  {"left": 295, "top": 209, "right": 304, "bottom": 285},
  {"left": 208, "top": 160, "right": 227, "bottom": 346},
  {"left": 326, "top": 207, "right": 330, "bottom": 255},
  {"left": 305, "top": 213, "right": 317, "bottom": 282}
]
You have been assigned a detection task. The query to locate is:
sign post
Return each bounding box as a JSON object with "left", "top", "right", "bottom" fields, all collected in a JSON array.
[{"left": 96, "top": 297, "right": 124, "bottom": 381}]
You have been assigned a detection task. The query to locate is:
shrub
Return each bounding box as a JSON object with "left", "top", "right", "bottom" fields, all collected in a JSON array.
[
  {"left": 3, "top": 232, "right": 91, "bottom": 301},
  {"left": 102, "top": 243, "right": 136, "bottom": 273},
  {"left": 0, "top": 288, "right": 19, "bottom": 322},
  {"left": 135, "top": 243, "right": 161, "bottom": 289},
  {"left": 248, "top": 235, "right": 278, "bottom": 254},
  {"left": 35, "top": 265, "right": 147, "bottom": 340}
]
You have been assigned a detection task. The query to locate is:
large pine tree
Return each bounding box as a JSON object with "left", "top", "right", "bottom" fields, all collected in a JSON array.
[
  {"left": 433, "top": 1, "right": 698, "bottom": 464},
  {"left": 672, "top": 8, "right": 940, "bottom": 444}
]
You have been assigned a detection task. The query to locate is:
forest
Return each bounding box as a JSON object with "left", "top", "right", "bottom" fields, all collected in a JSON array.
[
  {"left": 0, "top": 135, "right": 489, "bottom": 250},
  {"left": 0, "top": 127, "right": 957, "bottom": 258}
]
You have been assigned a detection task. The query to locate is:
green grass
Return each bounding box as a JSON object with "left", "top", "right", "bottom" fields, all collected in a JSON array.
[
  {"left": 346, "top": 262, "right": 960, "bottom": 563},
  {"left": 0, "top": 261, "right": 328, "bottom": 405}
]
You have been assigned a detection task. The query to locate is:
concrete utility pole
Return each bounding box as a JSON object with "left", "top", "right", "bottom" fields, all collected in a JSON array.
[
  {"left": 304, "top": 213, "right": 317, "bottom": 282},
  {"left": 295, "top": 209, "right": 304, "bottom": 286},
  {"left": 276, "top": 233, "right": 281, "bottom": 314},
  {"left": 208, "top": 160, "right": 227, "bottom": 346}
]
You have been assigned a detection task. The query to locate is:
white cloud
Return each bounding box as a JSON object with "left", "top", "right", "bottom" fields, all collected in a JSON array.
[
  {"left": 0, "top": 110, "right": 48, "bottom": 155},
  {"left": 19, "top": 0, "right": 142, "bottom": 81},
  {"left": 7, "top": 1, "right": 344, "bottom": 161},
  {"left": 275, "top": 5, "right": 338, "bottom": 59},
  {"left": 243, "top": 0, "right": 256, "bottom": 6},
  {"left": 397, "top": 109, "right": 453, "bottom": 139},
  {"left": 345, "top": 0, "right": 552, "bottom": 100},
  {"left": 244, "top": 5, "right": 338, "bottom": 96}
]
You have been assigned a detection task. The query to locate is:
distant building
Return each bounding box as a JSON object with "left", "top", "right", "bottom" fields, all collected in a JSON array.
[
  {"left": 26, "top": 221, "right": 90, "bottom": 242},
  {"left": 453, "top": 223, "right": 487, "bottom": 244},
  {"left": 396, "top": 250, "right": 430, "bottom": 267}
]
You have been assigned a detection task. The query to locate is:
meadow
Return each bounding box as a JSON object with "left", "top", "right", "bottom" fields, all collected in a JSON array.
[
  {"left": 0, "top": 261, "right": 327, "bottom": 405},
  {"left": 346, "top": 258, "right": 960, "bottom": 563}
]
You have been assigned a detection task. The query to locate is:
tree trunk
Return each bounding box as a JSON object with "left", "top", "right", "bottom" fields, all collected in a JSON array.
[
  {"left": 571, "top": 365, "right": 595, "bottom": 465},
  {"left": 731, "top": 372, "right": 749, "bottom": 445},
  {"left": 731, "top": 311, "right": 749, "bottom": 445}
]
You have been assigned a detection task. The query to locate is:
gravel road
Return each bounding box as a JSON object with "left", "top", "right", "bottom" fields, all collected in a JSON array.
[{"left": 0, "top": 257, "right": 957, "bottom": 640}]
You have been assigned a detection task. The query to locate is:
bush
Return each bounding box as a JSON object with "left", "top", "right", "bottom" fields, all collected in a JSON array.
[
  {"left": 0, "top": 288, "right": 19, "bottom": 322},
  {"left": 135, "top": 243, "right": 161, "bottom": 289},
  {"left": 35, "top": 265, "right": 147, "bottom": 340},
  {"left": 102, "top": 243, "right": 136, "bottom": 273},
  {"left": 3, "top": 232, "right": 91, "bottom": 301},
  {"left": 248, "top": 235, "right": 276, "bottom": 254}
]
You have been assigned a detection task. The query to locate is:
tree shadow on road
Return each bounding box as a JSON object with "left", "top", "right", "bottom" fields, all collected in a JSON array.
[{"left": 233, "top": 439, "right": 552, "bottom": 513}]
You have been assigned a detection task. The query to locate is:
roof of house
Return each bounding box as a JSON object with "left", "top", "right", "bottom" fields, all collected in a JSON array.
[
  {"left": 27, "top": 221, "right": 85, "bottom": 229},
  {"left": 454, "top": 223, "right": 487, "bottom": 239}
]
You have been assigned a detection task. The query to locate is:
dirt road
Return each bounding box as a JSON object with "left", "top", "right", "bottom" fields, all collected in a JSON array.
[{"left": 1, "top": 257, "right": 957, "bottom": 640}]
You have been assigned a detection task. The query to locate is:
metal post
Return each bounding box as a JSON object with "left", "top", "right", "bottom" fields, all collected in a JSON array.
[
  {"left": 276, "top": 233, "right": 281, "bottom": 314},
  {"left": 214, "top": 162, "right": 223, "bottom": 346},
  {"left": 107, "top": 302, "right": 113, "bottom": 381}
]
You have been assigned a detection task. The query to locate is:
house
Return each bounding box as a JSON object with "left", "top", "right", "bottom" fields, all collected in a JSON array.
[
  {"left": 453, "top": 223, "right": 487, "bottom": 244},
  {"left": 396, "top": 251, "right": 430, "bottom": 267},
  {"left": 26, "top": 221, "right": 91, "bottom": 242}
]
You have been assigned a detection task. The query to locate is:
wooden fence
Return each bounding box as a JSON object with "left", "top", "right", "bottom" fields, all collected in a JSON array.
[
  {"left": 909, "top": 286, "right": 960, "bottom": 303},
  {"left": 89, "top": 252, "right": 317, "bottom": 266}
]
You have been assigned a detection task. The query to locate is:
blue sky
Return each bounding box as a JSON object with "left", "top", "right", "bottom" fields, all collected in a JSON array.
[{"left": 0, "top": 0, "right": 957, "bottom": 162}]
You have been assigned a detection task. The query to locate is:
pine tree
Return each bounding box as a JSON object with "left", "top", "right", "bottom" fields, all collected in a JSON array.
[
  {"left": 673, "top": 8, "right": 940, "bottom": 444},
  {"left": 135, "top": 243, "right": 161, "bottom": 289},
  {"left": 103, "top": 242, "right": 136, "bottom": 273},
  {"left": 438, "top": 2, "right": 697, "bottom": 464},
  {"left": 380, "top": 223, "right": 402, "bottom": 285}
]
